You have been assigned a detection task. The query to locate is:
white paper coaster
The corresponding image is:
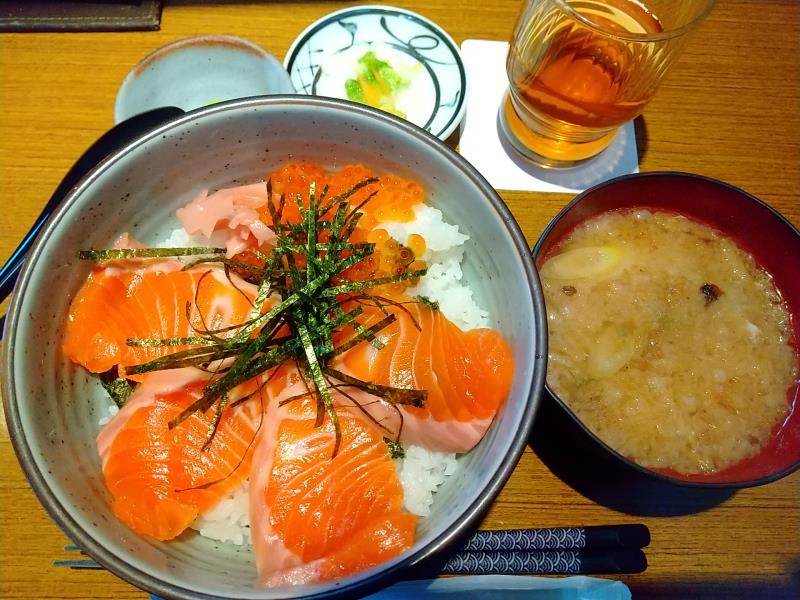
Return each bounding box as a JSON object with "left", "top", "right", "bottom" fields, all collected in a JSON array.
[{"left": 459, "top": 40, "right": 640, "bottom": 193}]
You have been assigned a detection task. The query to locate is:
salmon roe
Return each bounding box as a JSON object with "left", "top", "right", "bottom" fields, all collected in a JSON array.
[
  {"left": 260, "top": 162, "right": 329, "bottom": 224},
  {"left": 258, "top": 162, "right": 429, "bottom": 291},
  {"left": 406, "top": 233, "right": 426, "bottom": 258},
  {"left": 261, "top": 163, "right": 422, "bottom": 225}
]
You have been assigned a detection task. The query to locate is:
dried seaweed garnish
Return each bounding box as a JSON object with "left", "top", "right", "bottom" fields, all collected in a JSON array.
[
  {"left": 81, "top": 177, "right": 430, "bottom": 458},
  {"left": 321, "top": 270, "right": 427, "bottom": 297},
  {"left": 79, "top": 247, "right": 224, "bottom": 261},
  {"left": 414, "top": 295, "right": 440, "bottom": 310},
  {"left": 126, "top": 336, "right": 211, "bottom": 348},
  {"left": 98, "top": 368, "right": 135, "bottom": 408},
  {"left": 330, "top": 313, "right": 395, "bottom": 357},
  {"left": 322, "top": 367, "right": 426, "bottom": 408},
  {"left": 384, "top": 437, "right": 406, "bottom": 459}
]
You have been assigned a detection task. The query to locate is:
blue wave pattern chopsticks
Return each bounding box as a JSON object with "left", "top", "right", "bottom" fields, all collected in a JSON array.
[
  {"left": 446, "top": 525, "right": 649, "bottom": 575},
  {"left": 441, "top": 548, "right": 646, "bottom": 575},
  {"left": 444, "top": 549, "right": 584, "bottom": 574},
  {"left": 54, "top": 524, "right": 650, "bottom": 576},
  {"left": 459, "top": 524, "right": 649, "bottom": 552},
  {"left": 460, "top": 526, "right": 588, "bottom": 552}
]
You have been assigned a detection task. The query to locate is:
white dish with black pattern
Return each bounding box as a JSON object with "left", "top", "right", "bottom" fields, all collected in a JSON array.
[{"left": 284, "top": 5, "right": 467, "bottom": 141}]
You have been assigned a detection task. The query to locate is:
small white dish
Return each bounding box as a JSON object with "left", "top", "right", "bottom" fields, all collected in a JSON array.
[
  {"left": 114, "top": 35, "right": 295, "bottom": 124},
  {"left": 284, "top": 5, "right": 467, "bottom": 141}
]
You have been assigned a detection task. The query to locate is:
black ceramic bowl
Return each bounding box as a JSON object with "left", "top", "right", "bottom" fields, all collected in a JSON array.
[{"left": 533, "top": 172, "right": 800, "bottom": 488}]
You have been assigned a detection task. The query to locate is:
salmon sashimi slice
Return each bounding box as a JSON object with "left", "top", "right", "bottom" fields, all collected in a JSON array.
[
  {"left": 249, "top": 364, "right": 417, "bottom": 586},
  {"left": 97, "top": 368, "right": 264, "bottom": 541},
  {"left": 63, "top": 264, "right": 257, "bottom": 378},
  {"left": 333, "top": 295, "right": 515, "bottom": 453}
]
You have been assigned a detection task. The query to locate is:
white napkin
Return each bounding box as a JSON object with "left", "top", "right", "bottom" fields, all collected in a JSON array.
[{"left": 458, "top": 40, "right": 639, "bottom": 193}]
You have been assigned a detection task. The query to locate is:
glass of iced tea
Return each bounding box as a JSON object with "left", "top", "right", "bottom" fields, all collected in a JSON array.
[{"left": 501, "top": 0, "right": 715, "bottom": 167}]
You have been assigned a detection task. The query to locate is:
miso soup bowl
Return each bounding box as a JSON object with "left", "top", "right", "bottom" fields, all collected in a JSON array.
[
  {"left": 2, "top": 97, "right": 547, "bottom": 599},
  {"left": 533, "top": 172, "right": 800, "bottom": 488}
]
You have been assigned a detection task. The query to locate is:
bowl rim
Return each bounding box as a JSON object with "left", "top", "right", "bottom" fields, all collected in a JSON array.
[
  {"left": 531, "top": 170, "right": 800, "bottom": 489},
  {"left": 2, "top": 95, "right": 547, "bottom": 598}
]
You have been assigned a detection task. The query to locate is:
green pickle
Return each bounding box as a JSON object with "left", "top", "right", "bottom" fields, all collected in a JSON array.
[{"left": 345, "top": 51, "right": 408, "bottom": 118}]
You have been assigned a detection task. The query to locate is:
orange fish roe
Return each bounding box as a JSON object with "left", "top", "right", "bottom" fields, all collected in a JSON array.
[
  {"left": 262, "top": 162, "right": 330, "bottom": 224},
  {"left": 259, "top": 163, "right": 423, "bottom": 228},
  {"left": 406, "top": 233, "right": 426, "bottom": 258},
  {"left": 343, "top": 233, "right": 422, "bottom": 293},
  {"left": 258, "top": 163, "right": 429, "bottom": 291},
  {"left": 367, "top": 228, "right": 390, "bottom": 245},
  {"left": 295, "top": 163, "right": 423, "bottom": 229},
  {"left": 360, "top": 175, "right": 422, "bottom": 230}
]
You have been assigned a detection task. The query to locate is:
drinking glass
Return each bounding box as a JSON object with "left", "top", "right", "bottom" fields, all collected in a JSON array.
[{"left": 501, "top": 0, "right": 715, "bottom": 167}]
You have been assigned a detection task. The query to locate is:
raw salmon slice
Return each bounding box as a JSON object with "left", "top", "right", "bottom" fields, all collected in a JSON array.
[
  {"left": 334, "top": 295, "right": 515, "bottom": 452},
  {"left": 249, "top": 365, "right": 417, "bottom": 585},
  {"left": 63, "top": 263, "right": 257, "bottom": 377},
  {"left": 97, "top": 368, "right": 264, "bottom": 541}
]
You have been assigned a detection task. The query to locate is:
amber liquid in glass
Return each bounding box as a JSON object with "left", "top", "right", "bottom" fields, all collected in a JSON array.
[{"left": 505, "top": 0, "right": 664, "bottom": 164}]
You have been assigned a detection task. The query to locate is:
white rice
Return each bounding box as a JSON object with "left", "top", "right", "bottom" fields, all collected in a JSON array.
[
  {"left": 381, "top": 204, "right": 489, "bottom": 330},
  {"left": 156, "top": 226, "right": 225, "bottom": 248},
  {"left": 101, "top": 199, "right": 480, "bottom": 545},
  {"left": 190, "top": 481, "right": 251, "bottom": 545},
  {"left": 395, "top": 446, "right": 459, "bottom": 517}
]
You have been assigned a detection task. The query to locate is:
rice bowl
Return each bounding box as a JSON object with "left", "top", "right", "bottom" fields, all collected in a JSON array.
[{"left": 2, "top": 96, "right": 546, "bottom": 599}]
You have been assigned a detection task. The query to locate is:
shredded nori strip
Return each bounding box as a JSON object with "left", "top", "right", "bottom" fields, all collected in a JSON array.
[
  {"left": 323, "top": 367, "right": 426, "bottom": 408},
  {"left": 79, "top": 247, "right": 224, "bottom": 261},
  {"left": 383, "top": 437, "right": 406, "bottom": 459},
  {"left": 82, "top": 177, "right": 432, "bottom": 457},
  {"left": 414, "top": 295, "right": 440, "bottom": 310},
  {"left": 126, "top": 336, "right": 211, "bottom": 347},
  {"left": 98, "top": 368, "right": 135, "bottom": 408}
]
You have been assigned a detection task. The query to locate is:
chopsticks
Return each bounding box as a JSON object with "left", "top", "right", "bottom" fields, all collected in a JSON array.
[
  {"left": 440, "top": 549, "right": 646, "bottom": 575},
  {"left": 54, "top": 524, "right": 649, "bottom": 575},
  {"left": 53, "top": 545, "right": 103, "bottom": 570},
  {"left": 442, "top": 524, "right": 649, "bottom": 575},
  {"left": 459, "top": 523, "right": 649, "bottom": 552}
]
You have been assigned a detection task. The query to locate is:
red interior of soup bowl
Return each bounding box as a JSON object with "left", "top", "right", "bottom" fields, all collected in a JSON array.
[{"left": 534, "top": 172, "right": 800, "bottom": 487}]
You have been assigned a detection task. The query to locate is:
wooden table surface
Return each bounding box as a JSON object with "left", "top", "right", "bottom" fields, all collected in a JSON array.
[{"left": 1, "top": 1, "right": 798, "bottom": 598}]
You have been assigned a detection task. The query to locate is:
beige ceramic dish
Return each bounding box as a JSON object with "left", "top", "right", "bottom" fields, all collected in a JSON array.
[{"left": 114, "top": 35, "right": 295, "bottom": 123}]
